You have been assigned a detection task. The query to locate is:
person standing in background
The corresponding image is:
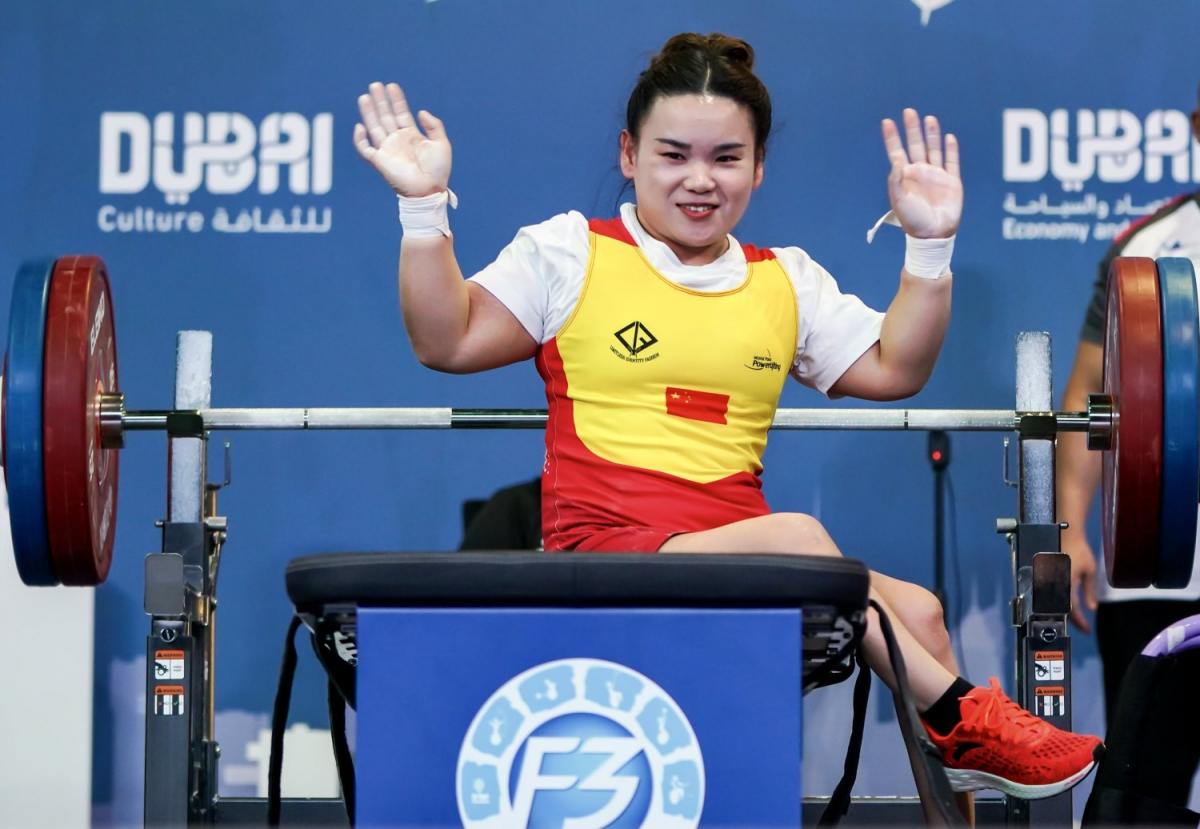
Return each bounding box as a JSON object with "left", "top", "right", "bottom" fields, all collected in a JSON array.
[{"left": 1057, "top": 87, "right": 1200, "bottom": 733}]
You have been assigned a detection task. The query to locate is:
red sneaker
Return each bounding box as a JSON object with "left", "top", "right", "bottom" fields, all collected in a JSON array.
[{"left": 923, "top": 678, "right": 1103, "bottom": 799}]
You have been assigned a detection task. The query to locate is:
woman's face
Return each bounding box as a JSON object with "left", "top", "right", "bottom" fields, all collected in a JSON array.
[{"left": 620, "top": 94, "right": 763, "bottom": 265}]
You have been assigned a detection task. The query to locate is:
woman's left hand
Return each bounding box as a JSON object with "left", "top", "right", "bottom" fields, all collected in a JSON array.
[{"left": 881, "top": 109, "right": 961, "bottom": 239}]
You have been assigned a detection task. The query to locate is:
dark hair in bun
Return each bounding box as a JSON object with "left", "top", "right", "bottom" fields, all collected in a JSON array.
[{"left": 626, "top": 33, "right": 772, "bottom": 156}]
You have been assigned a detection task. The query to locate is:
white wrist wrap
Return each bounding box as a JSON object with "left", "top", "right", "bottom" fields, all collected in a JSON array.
[
  {"left": 904, "top": 234, "right": 955, "bottom": 279},
  {"left": 397, "top": 189, "right": 458, "bottom": 238}
]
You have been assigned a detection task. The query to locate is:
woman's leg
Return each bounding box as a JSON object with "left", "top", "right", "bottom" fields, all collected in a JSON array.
[
  {"left": 660, "top": 510, "right": 1102, "bottom": 804},
  {"left": 660, "top": 512, "right": 957, "bottom": 708},
  {"left": 871, "top": 572, "right": 959, "bottom": 675},
  {"left": 870, "top": 573, "right": 972, "bottom": 822}
]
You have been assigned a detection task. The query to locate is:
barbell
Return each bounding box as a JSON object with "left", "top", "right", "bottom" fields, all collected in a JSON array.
[{"left": 3, "top": 255, "right": 1196, "bottom": 591}]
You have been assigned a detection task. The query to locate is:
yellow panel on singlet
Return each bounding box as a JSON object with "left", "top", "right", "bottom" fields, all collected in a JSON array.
[{"left": 554, "top": 230, "right": 797, "bottom": 484}]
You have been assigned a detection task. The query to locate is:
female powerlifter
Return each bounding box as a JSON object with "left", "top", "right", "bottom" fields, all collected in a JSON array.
[{"left": 354, "top": 32, "right": 1103, "bottom": 800}]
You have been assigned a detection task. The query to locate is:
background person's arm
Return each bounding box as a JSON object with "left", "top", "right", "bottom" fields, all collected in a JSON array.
[{"left": 1057, "top": 339, "right": 1104, "bottom": 632}]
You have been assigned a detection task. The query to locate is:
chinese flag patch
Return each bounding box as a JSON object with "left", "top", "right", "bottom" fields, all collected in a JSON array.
[{"left": 665, "top": 387, "right": 729, "bottom": 425}]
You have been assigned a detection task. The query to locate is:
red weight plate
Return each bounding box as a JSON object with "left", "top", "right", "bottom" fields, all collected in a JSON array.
[
  {"left": 42, "top": 256, "right": 120, "bottom": 585},
  {"left": 1101, "top": 257, "right": 1163, "bottom": 588}
]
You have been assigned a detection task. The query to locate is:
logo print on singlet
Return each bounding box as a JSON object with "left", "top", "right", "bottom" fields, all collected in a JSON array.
[
  {"left": 744, "top": 350, "right": 782, "bottom": 372},
  {"left": 611, "top": 321, "right": 661, "bottom": 363},
  {"left": 614, "top": 321, "right": 658, "bottom": 355}
]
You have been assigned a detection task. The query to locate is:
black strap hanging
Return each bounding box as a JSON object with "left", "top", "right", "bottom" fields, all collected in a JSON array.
[
  {"left": 328, "top": 677, "right": 356, "bottom": 825},
  {"left": 818, "top": 647, "right": 872, "bottom": 826},
  {"left": 267, "top": 615, "right": 303, "bottom": 826}
]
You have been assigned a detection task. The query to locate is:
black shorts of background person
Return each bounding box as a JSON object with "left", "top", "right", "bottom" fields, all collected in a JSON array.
[{"left": 1095, "top": 598, "right": 1200, "bottom": 725}]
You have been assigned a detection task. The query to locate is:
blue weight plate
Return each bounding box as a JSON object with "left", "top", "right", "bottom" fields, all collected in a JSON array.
[
  {"left": 1155, "top": 257, "right": 1200, "bottom": 588},
  {"left": 5, "top": 259, "right": 58, "bottom": 585}
]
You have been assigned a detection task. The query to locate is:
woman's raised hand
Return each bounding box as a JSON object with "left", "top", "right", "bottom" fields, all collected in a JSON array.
[
  {"left": 354, "top": 82, "right": 452, "bottom": 197},
  {"left": 881, "top": 109, "right": 962, "bottom": 239}
]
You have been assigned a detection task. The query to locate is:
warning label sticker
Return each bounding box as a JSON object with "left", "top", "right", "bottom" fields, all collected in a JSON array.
[
  {"left": 1034, "top": 685, "right": 1065, "bottom": 717},
  {"left": 154, "top": 649, "right": 185, "bottom": 681},
  {"left": 1033, "top": 650, "right": 1065, "bottom": 682},
  {"left": 155, "top": 684, "right": 186, "bottom": 716}
]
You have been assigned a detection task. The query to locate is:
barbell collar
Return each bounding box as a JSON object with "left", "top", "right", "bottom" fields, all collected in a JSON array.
[
  {"left": 99, "top": 392, "right": 126, "bottom": 449},
  {"left": 1087, "top": 393, "right": 1114, "bottom": 451}
]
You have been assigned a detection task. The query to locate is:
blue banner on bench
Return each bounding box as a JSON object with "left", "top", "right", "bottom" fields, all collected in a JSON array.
[{"left": 358, "top": 607, "right": 803, "bottom": 828}]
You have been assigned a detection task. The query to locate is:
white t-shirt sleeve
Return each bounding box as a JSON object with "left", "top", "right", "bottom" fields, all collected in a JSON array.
[
  {"left": 467, "top": 211, "right": 590, "bottom": 344},
  {"left": 773, "top": 246, "right": 885, "bottom": 395}
]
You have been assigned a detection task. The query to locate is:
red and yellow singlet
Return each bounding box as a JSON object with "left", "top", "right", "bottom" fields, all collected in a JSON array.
[{"left": 538, "top": 217, "right": 798, "bottom": 551}]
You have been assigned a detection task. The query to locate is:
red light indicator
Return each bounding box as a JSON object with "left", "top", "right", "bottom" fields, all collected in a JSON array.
[{"left": 931, "top": 450, "right": 943, "bottom": 462}]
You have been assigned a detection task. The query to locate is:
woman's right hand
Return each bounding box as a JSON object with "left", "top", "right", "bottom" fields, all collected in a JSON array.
[{"left": 354, "top": 81, "right": 451, "bottom": 197}]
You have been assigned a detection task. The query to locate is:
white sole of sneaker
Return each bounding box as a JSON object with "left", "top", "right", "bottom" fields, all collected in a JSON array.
[{"left": 944, "top": 761, "right": 1096, "bottom": 799}]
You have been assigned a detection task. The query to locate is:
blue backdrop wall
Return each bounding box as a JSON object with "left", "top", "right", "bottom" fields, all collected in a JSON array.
[{"left": 3, "top": 0, "right": 1198, "bottom": 821}]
